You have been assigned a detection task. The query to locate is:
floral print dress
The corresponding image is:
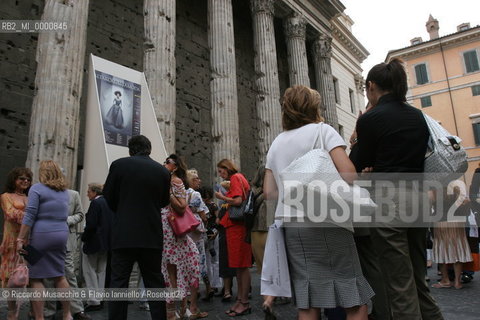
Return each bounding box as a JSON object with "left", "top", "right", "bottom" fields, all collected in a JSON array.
[
  {"left": 0, "top": 193, "right": 26, "bottom": 287},
  {"left": 161, "top": 181, "right": 200, "bottom": 301}
]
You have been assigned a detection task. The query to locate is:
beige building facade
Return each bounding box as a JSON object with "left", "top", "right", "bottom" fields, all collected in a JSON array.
[{"left": 387, "top": 17, "right": 480, "bottom": 187}]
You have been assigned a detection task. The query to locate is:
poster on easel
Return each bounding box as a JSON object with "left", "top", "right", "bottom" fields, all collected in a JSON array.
[
  {"left": 95, "top": 71, "right": 141, "bottom": 147},
  {"left": 79, "top": 54, "right": 167, "bottom": 210}
]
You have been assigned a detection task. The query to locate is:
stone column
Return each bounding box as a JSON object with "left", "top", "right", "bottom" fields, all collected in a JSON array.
[
  {"left": 144, "top": 0, "right": 176, "bottom": 154},
  {"left": 284, "top": 13, "right": 310, "bottom": 87},
  {"left": 26, "top": 0, "right": 89, "bottom": 185},
  {"left": 208, "top": 0, "right": 241, "bottom": 169},
  {"left": 312, "top": 34, "right": 339, "bottom": 131},
  {"left": 250, "top": 0, "right": 282, "bottom": 160}
]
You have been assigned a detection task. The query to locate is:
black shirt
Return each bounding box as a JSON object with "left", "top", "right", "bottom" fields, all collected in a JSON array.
[{"left": 356, "top": 94, "right": 429, "bottom": 173}]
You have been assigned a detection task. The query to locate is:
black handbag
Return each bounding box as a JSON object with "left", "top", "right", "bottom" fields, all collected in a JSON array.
[{"left": 228, "top": 177, "right": 254, "bottom": 221}]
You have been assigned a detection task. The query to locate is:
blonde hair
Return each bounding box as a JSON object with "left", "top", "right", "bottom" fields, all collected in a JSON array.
[
  {"left": 186, "top": 169, "right": 199, "bottom": 187},
  {"left": 282, "top": 85, "right": 323, "bottom": 130},
  {"left": 39, "top": 160, "right": 66, "bottom": 191},
  {"left": 220, "top": 180, "right": 231, "bottom": 191}
]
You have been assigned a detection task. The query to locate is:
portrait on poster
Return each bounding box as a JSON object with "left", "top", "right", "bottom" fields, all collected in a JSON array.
[{"left": 95, "top": 70, "right": 141, "bottom": 147}]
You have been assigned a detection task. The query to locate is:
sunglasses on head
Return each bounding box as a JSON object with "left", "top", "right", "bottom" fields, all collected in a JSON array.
[
  {"left": 18, "top": 177, "right": 31, "bottom": 182},
  {"left": 164, "top": 159, "right": 176, "bottom": 165}
]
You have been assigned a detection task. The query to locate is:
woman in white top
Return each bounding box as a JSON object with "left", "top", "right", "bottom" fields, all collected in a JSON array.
[{"left": 264, "top": 85, "right": 373, "bottom": 320}]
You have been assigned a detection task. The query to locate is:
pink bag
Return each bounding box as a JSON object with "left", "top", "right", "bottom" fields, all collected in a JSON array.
[
  {"left": 168, "top": 206, "right": 200, "bottom": 238},
  {"left": 8, "top": 256, "right": 29, "bottom": 288}
]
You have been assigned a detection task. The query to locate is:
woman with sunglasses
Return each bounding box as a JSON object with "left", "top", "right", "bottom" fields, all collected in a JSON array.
[
  {"left": 161, "top": 154, "right": 206, "bottom": 319},
  {"left": 0, "top": 167, "right": 32, "bottom": 319}
]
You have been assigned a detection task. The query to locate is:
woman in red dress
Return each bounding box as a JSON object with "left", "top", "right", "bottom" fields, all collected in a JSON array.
[{"left": 215, "top": 159, "right": 252, "bottom": 317}]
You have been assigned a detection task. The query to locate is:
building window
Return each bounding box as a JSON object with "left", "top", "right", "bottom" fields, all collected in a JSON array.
[
  {"left": 349, "top": 89, "right": 355, "bottom": 113},
  {"left": 472, "top": 85, "right": 480, "bottom": 96},
  {"left": 473, "top": 123, "right": 480, "bottom": 146},
  {"left": 421, "top": 96, "right": 432, "bottom": 108},
  {"left": 414, "top": 63, "right": 429, "bottom": 85},
  {"left": 333, "top": 77, "right": 340, "bottom": 104},
  {"left": 464, "top": 50, "right": 480, "bottom": 73}
]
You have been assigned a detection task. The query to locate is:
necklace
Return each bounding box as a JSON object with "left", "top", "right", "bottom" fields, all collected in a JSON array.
[{"left": 14, "top": 192, "right": 25, "bottom": 196}]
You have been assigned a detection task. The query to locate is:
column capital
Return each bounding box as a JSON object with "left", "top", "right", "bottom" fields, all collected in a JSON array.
[
  {"left": 284, "top": 12, "right": 306, "bottom": 39},
  {"left": 250, "top": 0, "right": 275, "bottom": 16},
  {"left": 312, "top": 33, "right": 332, "bottom": 59},
  {"left": 354, "top": 73, "right": 365, "bottom": 92}
]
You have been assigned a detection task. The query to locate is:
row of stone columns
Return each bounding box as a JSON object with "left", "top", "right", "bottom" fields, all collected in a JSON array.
[
  {"left": 26, "top": 0, "right": 338, "bottom": 185},
  {"left": 26, "top": 0, "right": 90, "bottom": 185}
]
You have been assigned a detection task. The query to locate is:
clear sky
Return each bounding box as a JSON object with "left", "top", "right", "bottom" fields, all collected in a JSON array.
[{"left": 340, "top": 0, "right": 480, "bottom": 78}]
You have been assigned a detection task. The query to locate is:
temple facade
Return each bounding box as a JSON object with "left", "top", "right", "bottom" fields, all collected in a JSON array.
[{"left": 0, "top": 0, "right": 368, "bottom": 188}]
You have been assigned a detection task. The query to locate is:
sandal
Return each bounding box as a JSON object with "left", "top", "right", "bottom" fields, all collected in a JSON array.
[
  {"left": 222, "top": 292, "right": 232, "bottom": 302},
  {"left": 188, "top": 309, "right": 208, "bottom": 319},
  {"left": 431, "top": 282, "right": 452, "bottom": 288},
  {"left": 227, "top": 301, "right": 251, "bottom": 317}
]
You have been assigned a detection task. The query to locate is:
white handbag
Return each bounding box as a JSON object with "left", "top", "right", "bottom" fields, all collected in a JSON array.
[
  {"left": 280, "top": 123, "right": 376, "bottom": 231},
  {"left": 423, "top": 113, "right": 468, "bottom": 184},
  {"left": 260, "top": 220, "right": 292, "bottom": 297}
]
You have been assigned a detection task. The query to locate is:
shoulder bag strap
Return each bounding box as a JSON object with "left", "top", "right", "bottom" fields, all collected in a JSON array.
[
  {"left": 311, "top": 122, "right": 325, "bottom": 151},
  {"left": 235, "top": 173, "right": 247, "bottom": 200}
]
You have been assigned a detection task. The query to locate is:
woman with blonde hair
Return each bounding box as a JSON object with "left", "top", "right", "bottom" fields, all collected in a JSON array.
[
  {"left": 16, "top": 160, "right": 72, "bottom": 320},
  {"left": 264, "top": 85, "right": 373, "bottom": 320}
]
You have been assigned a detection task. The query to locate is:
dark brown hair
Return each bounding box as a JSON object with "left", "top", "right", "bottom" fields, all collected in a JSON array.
[
  {"left": 167, "top": 154, "right": 188, "bottom": 185},
  {"left": 4, "top": 167, "right": 33, "bottom": 193},
  {"left": 281, "top": 85, "right": 323, "bottom": 130},
  {"left": 366, "top": 58, "right": 407, "bottom": 102},
  {"left": 217, "top": 159, "right": 238, "bottom": 177}
]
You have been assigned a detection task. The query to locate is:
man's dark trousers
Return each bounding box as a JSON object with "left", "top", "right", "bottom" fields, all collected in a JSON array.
[{"left": 108, "top": 248, "right": 166, "bottom": 320}]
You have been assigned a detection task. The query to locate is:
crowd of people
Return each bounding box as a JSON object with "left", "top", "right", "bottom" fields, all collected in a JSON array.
[{"left": 1, "top": 58, "right": 479, "bottom": 320}]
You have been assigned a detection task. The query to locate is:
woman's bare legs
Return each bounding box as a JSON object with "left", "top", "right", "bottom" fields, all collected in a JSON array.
[
  {"left": 166, "top": 264, "right": 178, "bottom": 320},
  {"left": 345, "top": 305, "right": 369, "bottom": 320},
  {"left": 227, "top": 268, "right": 251, "bottom": 315},
  {"left": 7, "top": 300, "right": 18, "bottom": 320},
  {"left": 453, "top": 262, "right": 463, "bottom": 289},
  {"left": 223, "top": 277, "right": 233, "bottom": 298},
  {"left": 53, "top": 276, "right": 71, "bottom": 320},
  {"left": 298, "top": 308, "right": 320, "bottom": 320},
  {"left": 30, "top": 279, "right": 45, "bottom": 320}
]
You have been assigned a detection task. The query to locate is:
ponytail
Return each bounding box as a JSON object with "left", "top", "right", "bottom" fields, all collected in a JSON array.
[{"left": 366, "top": 58, "right": 407, "bottom": 102}]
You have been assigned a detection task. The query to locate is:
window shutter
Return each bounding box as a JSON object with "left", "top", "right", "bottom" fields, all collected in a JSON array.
[{"left": 464, "top": 51, "right": 480, "bottom": 73}]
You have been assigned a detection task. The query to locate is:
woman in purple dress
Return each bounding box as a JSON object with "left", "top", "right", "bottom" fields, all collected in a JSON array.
[{"left": 16, "top": 160, "right": 71, "bottom": 320}]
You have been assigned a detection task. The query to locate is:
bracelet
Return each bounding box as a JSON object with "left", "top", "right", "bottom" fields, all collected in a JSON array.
[{"left": 16, "top": 238, "right": 25, "bottom": 243}]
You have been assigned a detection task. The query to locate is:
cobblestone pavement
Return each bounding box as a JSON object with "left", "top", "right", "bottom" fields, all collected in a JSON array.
[{"left": 2, "top": 265, "right": 479, "bottom": 319}]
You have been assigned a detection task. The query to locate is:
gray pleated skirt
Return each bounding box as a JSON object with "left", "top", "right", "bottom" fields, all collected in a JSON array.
[{"left": 284, "top": 225, "right": 374, "bottom": 309}]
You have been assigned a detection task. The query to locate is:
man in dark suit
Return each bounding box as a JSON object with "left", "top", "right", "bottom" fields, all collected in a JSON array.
[
  {"left": 81, "top": 183, "right": 114, "bottom": 311},
  {"left": 103, "top": 135, "right": 171, "bottom": 320}
]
